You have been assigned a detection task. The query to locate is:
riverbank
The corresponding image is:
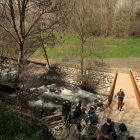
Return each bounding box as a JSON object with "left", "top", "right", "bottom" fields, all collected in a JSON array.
[{"left": 0, "top": 103, "right": 55, "bottom": 140}]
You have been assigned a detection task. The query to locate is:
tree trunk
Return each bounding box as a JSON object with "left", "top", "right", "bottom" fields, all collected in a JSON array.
[
  {"left": 14, "top": 46, "right": 23, "bottom": 86},
  {"left": 80, "top": 15, "right": 84, "bottom": 79},
  {"left": 81, "top": 39, "right": 84, "bottom": 79},
  {"left": 41, "top": 43, "right": 50, "bottom": 69}
]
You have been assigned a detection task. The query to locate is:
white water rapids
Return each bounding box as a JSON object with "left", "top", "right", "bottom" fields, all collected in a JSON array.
[
  {"left": 0, "top": 63, "right": 105, "bottom": 114},
  {"left": 28, "top": 84, "right": 104, "bottom": 114}
]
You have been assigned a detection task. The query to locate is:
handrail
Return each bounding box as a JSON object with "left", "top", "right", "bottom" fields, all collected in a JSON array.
[
  {"left": 108, "top": 69, "right": 118, "bottom": 107},
  {"left": 130, "top": 69, "right": 140, "bottom": 109}
]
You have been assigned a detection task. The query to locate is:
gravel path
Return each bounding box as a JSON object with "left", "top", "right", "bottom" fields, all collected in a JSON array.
[{"left": 59, "top": 56, "right": 140, "bottom": 75}]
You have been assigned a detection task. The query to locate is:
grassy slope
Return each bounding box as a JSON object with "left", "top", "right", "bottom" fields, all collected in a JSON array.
[
  {"left": 0, "top": 108, "right": 54, "bottom": 140},
  {"left": 33, "top": 35, "right": 140, "bottom": 59}
]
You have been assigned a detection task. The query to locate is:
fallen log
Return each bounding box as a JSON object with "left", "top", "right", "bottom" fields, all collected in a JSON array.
[{"left": 0, "top": 83, "right": 19, "bottom": 93}]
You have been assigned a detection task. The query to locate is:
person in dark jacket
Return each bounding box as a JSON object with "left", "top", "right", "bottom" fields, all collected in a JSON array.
[
  {"left": 62, "top": 100, "right": 71, "bottom": 123},
  {"left": 117, "top": 89, "right": 125, "bottom": 109},
  {"left": 100, "top": 118, "right": 116, "bottom": 140}
]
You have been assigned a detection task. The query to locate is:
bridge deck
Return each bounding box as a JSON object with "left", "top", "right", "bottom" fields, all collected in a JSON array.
[{"left": 104, "top": 73, "right": 140, "bottom": 127}]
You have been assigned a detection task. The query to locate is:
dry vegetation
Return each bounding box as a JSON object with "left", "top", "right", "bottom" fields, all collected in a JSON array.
[
  {"left": 63, "top": 0, "right": 140, "bottom": 37},
  {"left": 0, "top": 0, "right": 140, "bottom": 86}
]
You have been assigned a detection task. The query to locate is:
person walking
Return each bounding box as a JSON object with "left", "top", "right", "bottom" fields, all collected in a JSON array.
[
  {"left": 117, "top": 89, "right": 125, "bottom": 109},
  {"left": 100, "top": 118, "right": 116, "bottom": 140},
  {"left": 117, "top": 123, "right": 130, "bottom": 140},
  {"left": 62, "top": 100, "right": 71, "bottom": 127}
]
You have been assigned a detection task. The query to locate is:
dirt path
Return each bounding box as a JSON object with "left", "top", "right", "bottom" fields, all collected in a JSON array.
[
  {"left": 58, "top": 56, "right": 140, "bottom": 75},
  {"left": 104, "top": 57, "right": 140, "bottom": 74}
]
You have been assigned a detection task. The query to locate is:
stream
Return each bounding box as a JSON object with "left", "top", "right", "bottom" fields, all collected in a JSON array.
[{"left": 0, "top": 62, "right": 105, "bottom": 115}]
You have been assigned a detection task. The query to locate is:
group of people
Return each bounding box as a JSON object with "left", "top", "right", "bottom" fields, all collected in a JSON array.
[
  {"left": 61, "top": 89, "right": 135, "bottom": 140},
  {"left": 86, "top": 118, "right": 135, "bottom": 140}
]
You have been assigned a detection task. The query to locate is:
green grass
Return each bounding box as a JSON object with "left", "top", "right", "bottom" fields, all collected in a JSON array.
[
  {"left": 33, "top": 35, "right": 140, "bottom": 59},
  {"left": 0, "top": 108, "right": 54, "bottom": 140}
]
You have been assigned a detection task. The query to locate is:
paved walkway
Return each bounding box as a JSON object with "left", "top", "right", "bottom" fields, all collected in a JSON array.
[{"left": 104, "top": 73, "right": 140, "bottom": 127}]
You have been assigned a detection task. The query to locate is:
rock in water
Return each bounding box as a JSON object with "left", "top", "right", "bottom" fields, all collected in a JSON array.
[
  {"left": 50, "top": 107, "right": 57, "bottom": 112},
  {"left": 49, "top": 87, "right": 56, "bottom": 92}
]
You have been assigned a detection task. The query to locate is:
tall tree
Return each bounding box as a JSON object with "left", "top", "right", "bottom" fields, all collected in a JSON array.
[
  {"left": 64, "top": 0, "right": 95, "bottom": 78},
  {"left": 0, "top": 0, "right": 61, "bottom": 86}
]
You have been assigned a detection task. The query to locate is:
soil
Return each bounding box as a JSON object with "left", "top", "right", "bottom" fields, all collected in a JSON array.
[{"left": 59, "top": 56, "right": 140, "bottom": 75}]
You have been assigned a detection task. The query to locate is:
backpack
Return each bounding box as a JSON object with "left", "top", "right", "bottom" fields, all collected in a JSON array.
[
  {"left": 100, "top": 125, "right": 114, "bottom": 140},
  {"left": 87, "top": 124, "right": 98, "bottom": 140},
  {"left": 74, "top": 105, "right": 81, "bottom": 119},
  {"left": 62, "top": 103, "right": 71, "bottom": 115}
]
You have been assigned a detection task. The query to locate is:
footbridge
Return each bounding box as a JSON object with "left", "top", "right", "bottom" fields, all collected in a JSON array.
[{"left": 105, "top": 69, "right": 140, "bottom": 127}]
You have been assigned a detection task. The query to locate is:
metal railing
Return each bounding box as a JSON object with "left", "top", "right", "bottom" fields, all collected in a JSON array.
[
  {"left": 130, "top": 69, "right": 140, "bottom": 109},
  {"left": 108, "top": 69, "right": 118, "bottom": 107}
]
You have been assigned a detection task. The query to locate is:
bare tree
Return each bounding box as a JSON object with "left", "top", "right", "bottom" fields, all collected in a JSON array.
[
  {"left": 0, "top": 0, "right": 61, "bottom": 86},
  {"left": 63, "top": 0, "right": 104, "bottom": 78},
  {"left": 36, "top": 31, "right": 60, "bottom": 69},
  {"left": 63, "top": 0, "right": 89, "bottom": 78}
]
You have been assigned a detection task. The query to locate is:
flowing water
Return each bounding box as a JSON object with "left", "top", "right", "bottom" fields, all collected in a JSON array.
[
  {"left": 27, "top": 83, "right": 102, "bottom": 114},
  {"left": 0, "top": 63, "right": 105, "bottom": 115}
]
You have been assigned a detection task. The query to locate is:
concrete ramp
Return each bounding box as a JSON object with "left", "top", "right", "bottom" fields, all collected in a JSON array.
[{"left": 104, "top": 73, "right": 140, "bottom": 127}]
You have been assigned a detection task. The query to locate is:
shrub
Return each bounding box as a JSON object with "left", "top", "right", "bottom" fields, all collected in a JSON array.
[{"left": 81, "top": 74, "right": 97, "bottom": 92}]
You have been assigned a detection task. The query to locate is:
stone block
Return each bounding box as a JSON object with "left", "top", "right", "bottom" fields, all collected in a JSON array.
[
  {"left": 105, "top": 84, "right": 110, "bottom": 87},
  {"left": 136, "top": 77, "right": 140, "bottom": 80},
  {"left": 137, "top": 82, "right": 140, "bottom": 86},
  {"left": 107, "top": 87, "right": 111, "bottom": 92},
  {"left": 100, "top": 83, "right": 105, "bottom": 86},
  {"left": 96, "top": 76, "right": 101, "bottom": 79}
]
